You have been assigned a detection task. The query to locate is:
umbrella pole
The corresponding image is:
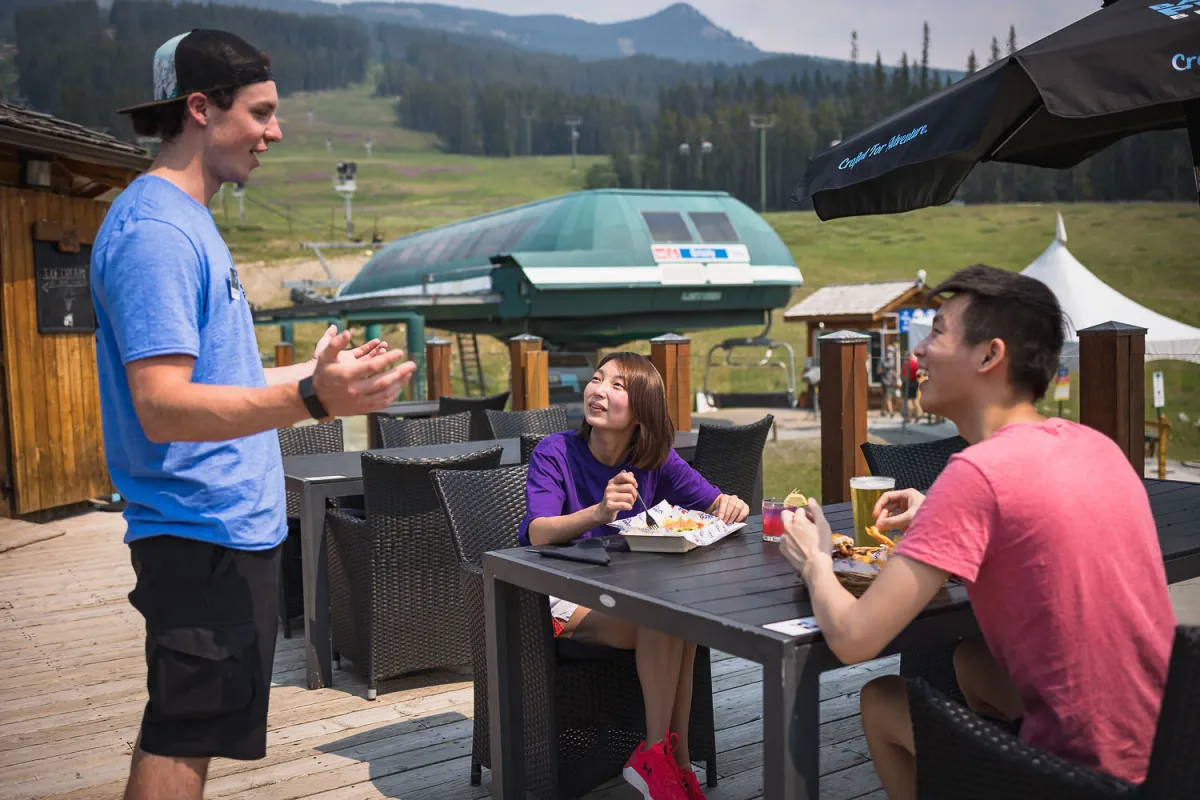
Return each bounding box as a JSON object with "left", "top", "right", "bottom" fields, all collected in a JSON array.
[
  {"left": 1187, "top": 100, "right": 1200, "bottom": 208},
  {"left": 987, "top": 99, "right": 1042, "bottom": 161}
]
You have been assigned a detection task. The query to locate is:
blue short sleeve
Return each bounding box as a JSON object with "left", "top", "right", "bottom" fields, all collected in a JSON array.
[{"left": 101, "top": 219, "right": 205, "bottom": 365}]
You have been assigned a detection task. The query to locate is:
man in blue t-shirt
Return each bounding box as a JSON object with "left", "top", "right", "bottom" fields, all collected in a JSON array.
[{"left": 91, "top": 30, "right": 415, "bottom": 800}]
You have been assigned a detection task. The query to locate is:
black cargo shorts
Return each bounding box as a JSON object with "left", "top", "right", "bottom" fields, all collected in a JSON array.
[{"left": 129, "top": 535, "right": 281, "bottom": 760}]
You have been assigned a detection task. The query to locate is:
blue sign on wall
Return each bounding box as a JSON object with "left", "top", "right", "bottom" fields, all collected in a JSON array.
[{"left": 898, "top": 307, "right": 935, "bottom": 333}]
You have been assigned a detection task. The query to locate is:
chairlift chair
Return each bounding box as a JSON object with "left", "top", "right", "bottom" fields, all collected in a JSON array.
[{"left": 701, "top": 312, "right": 797, "bottom": 410}]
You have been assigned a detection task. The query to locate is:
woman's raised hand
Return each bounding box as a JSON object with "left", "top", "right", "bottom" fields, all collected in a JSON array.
[{"left": 592, "top": 470, "right": 639, "bottom": 525}]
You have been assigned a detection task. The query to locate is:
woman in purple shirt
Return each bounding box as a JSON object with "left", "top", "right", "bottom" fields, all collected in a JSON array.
[{"left": 520, "top": 352, "right": 749, "bottom": 800}]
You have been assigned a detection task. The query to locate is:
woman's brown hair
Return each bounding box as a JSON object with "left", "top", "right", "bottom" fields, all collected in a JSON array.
[{"left": 578, "top": 351, "right": 674, "bottom": 470}]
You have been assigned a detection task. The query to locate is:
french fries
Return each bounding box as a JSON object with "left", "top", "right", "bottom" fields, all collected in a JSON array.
[{"left": 863, "top": 525, "right": 896, "bottom": 549}]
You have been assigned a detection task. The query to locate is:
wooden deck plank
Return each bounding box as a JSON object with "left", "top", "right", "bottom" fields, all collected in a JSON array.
[{"left": 1, "top": 510, "right": 893, "bottom": 800}]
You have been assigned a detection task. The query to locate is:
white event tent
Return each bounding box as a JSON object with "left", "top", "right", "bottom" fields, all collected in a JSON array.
[{"left": 908, "top": 213, "right": 1200, "bottom": 364}]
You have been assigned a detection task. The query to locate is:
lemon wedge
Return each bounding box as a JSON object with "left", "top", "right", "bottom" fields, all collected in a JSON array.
[{"left": 783, "top": 489, "right": 809, "bottom": 508}]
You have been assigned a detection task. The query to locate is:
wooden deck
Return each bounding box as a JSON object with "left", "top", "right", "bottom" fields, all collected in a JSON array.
[{"left": 0, "top": 511, "right": 891, "bottom": 800}]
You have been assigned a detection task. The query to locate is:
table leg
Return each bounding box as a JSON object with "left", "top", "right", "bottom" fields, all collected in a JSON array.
[
  {"left": 763, "top": 648, "right": 821, "bottom": 799},
  {"left": 485, "top": 570, "right": 525, "bottom": 799},
  {"left": 301, "top": 484, "right": 333, "bottom": 690}
]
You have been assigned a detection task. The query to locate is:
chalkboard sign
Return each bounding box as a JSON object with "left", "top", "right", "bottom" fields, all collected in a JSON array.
[{"left": 33, "top": 240, "right": 95, "bottom": 334}]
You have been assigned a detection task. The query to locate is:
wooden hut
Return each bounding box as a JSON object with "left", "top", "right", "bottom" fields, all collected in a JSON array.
[
  {"left": 0, "top": 102, "right": 151, "bottom": 516},
  {"left": 783, "top": 279, "right": 940, "bottom": 409}
]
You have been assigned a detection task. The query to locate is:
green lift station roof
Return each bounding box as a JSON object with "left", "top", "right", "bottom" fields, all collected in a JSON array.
[{"left": 262, "top": 189, "right": 803, "bottom": 350}]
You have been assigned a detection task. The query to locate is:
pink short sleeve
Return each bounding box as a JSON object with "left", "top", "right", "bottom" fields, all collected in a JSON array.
[{"left": 893, "top": 457, "right": 998, "bottom": 583}]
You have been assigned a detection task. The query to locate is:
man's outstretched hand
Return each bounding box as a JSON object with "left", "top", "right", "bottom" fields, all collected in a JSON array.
[
  {"left": 312, "top": 324, "right": 389, "bottom": 365},
  {"left": 310, "top": 328, "right": 415, "bottom": 416}
]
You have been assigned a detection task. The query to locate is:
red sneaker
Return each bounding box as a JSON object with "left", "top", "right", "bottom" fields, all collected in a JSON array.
[
  {"left": 679, "top": 768, "right": 707, "bottom": 800},
  {"left": 623, "top": 737, "right": 687, "bottom": 800}
]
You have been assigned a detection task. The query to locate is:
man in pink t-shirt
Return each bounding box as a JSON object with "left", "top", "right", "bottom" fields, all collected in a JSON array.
[{"left": 780, "top": 264, "right": 1174, "bottom": 798}]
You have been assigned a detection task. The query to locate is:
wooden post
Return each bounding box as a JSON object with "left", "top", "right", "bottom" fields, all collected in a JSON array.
[
  {"left": 651, "top": 334, "right": 692, "bottom": 433},
  {"left": 425, "top": 337, "right": 453, "bottom": 401},
  {"left": 275, "top": 342, "right": 294, "bottom": 368},
  {"left": 1079, "top": 321, "right": 1146, "bottom": 476},
  {"left": 523, "top": 350, "right": 550, "bottom": 410},
  {"left": 1158, "top": 415, "right": 1169, "bottom": 480},
  {"left": 508, "top": 334, "right": 543, "bottom": 411},
  {"left": 819, "top": 331, "right": 870, "bottom": 504}
]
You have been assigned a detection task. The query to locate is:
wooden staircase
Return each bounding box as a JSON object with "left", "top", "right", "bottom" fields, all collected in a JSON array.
[{"left": 455, "top": 332, "right": 487, "bottom": 396}]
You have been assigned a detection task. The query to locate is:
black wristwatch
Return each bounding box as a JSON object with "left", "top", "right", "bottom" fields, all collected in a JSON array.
[{"left": 298, "top": 376, "right": 330, "bottom": 420}]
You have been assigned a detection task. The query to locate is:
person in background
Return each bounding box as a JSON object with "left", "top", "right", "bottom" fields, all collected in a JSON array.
[
  {"left": 520, "top": 352, "right": 749, "bottom": 800},
  {"left": 902, "top": 350, "right": 922, "bottom": 421},
  {"left": 880, "top": 343, "right": 899, "bottom": 417},
  {"left": 778, "top": 265, "right": 1173, "bottom": 799},
  {"left": 94, "top": 29, "right": 415, "bottom": 800}
]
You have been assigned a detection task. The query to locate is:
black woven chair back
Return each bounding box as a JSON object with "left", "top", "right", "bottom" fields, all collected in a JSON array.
[
  {"left": 860, "top": 435, "right": 970, "bottom": 492},
  {"left": 361, "top": 446, "right": 504, "bottom": 522},
  {"left": 378, "top": 411, "right": 470, "bottom": 448},
  {"left": 432, "top": 464, "right": 528, "bottom": 567},
  {"left": 692, "top": 415, "right": 774, "bottom": 504},
  {"left": 1142, "top": 625, "right": 1200, "bottom": 798},
  {"left": 520, "top": 432, "right": 552, "bottom": 464},
  {"left": 278, "top": 419, "right": 344, "bottom": 516},
  {"left": 278, "top": 419, "right": 344, "bottom": 457},
  {"left": 438, "top": 391, "right": 510, "bottom": 440},
  {"left": 484, "top": 405, "right": 570, "bottom": 440}
]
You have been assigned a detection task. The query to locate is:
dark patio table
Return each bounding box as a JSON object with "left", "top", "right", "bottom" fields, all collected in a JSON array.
[
  {"left": 284, "top": 431, "right": 703, "bottom": 690},
  {"left": 483, "top": 478, "right": 1200, "bottom": 799}
]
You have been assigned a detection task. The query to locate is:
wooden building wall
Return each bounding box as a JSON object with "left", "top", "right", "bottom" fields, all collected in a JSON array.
[{"left": 0, "top": 187, "right": 110, "bottom": 515}]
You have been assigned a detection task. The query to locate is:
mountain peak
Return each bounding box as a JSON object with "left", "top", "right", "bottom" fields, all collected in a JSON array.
[
  {"left": 343, "top": 1, "right": 766, "bottom": 64},
  {"left": 657, "top": 2, "right": 708, "bottom": 18}
]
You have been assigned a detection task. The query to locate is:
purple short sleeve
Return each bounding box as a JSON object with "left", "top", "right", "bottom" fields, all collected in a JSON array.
[
  {"left": 518, "top": 436, "right": 569, "bottom": 546},
  {"left": 655, "top": 450, "right": 720, "bottom": 512}
]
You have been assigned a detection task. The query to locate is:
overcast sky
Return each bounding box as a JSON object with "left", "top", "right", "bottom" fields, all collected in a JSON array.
[{"left": 357, "top": 0, "right": 1104, "bottom": 71}]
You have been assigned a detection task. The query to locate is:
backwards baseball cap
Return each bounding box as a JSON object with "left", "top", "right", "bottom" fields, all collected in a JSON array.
[{"left": 118, "top": 29, "right": 273, "bottom": 115}]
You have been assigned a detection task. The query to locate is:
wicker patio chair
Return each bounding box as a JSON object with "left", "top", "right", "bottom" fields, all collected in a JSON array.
[
  {"left": 860, "top": 435, "right": 972, "bottom": 704},
  {"left": 325, "top": 445, "right": 504, "bottom": 698},
  {"left": 520, "top": 432, "right": 552, "bottom": 465},
  {"left": 431, "top": 465, "right": 719, "bottom": 798},
  {"left": 909, "top": 624, "right": 1200, "bottom": 799},
  {"left": 377, "top": 410, "right": 471, "bottom": 448},
  {"left": 692, "top": 414, "right": 774, "bottom": 504},
  {"left": 484, "top": 405, "right": 571, "bottom": 440},
  {"left": 438, "top": 391, "right": 511, "bottom": 441},
  {"left": 860, "top": 435, "right": 971, "bottom": 493},
  {"left": 276, "top": 419, "right": 344, "bottom": 638}
]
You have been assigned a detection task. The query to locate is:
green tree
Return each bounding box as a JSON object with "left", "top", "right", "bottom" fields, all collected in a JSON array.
[{"left": 919, "top": 22, "right": 931, "bottom": 95}]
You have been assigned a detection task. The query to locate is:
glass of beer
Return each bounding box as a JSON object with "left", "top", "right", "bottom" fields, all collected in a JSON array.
[{"left": 850, "top": 476, "right": 896, "bottom": 547}]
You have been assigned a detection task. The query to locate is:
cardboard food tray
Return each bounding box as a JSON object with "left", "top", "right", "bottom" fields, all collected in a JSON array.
[
  {"left": 618, "top": 529, "right": 705, "bottom": 553},
  {"left": 609, "top": 501, "right": 745, "bottom": 553}
]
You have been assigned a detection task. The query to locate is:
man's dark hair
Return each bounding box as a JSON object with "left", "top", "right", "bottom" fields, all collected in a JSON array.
[
  {"left": 932, "top": 264, "right": 1066, "bottom": 401},
  {"left": 130, "top": 89, "right": 236, "bottom": 143}
]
